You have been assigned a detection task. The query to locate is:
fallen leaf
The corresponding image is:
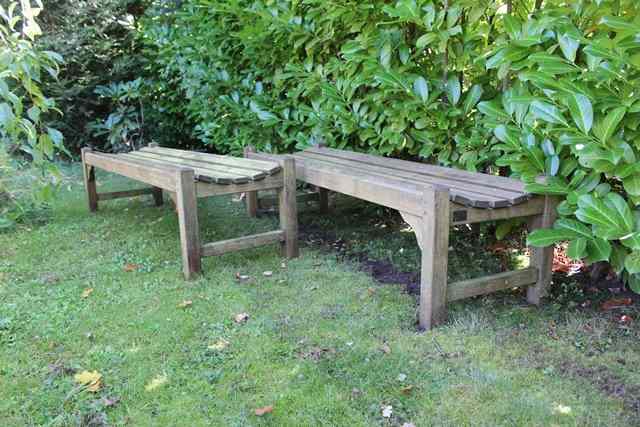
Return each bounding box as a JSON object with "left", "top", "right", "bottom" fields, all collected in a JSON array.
[
  {"left": 263, "top": 271, "right": 273, "bottom": 277},
  {"left": 601, "top": 298, "right": 633, "bottom": 311},
  {"left": 400, "top": 384, "right": 414, "bottom": 395},
  {"left": 235, "top": 272, "right": 250, "bottom": 282},
  {"left": 208, "top": 339, "right": 229, "bottom": 351},
  {"left": 123, "top": 263, "right": 140, "bottom": 272},
  {"left": 145, "top": 374, "right": 168, "bottom": 391},
  {"left": 234, "top": 312, "right": 249, "bottom": 323},
  {"left": 619, "top": 315, "right": 633, "bottom": 324},
  {"left": 254, "top": 405, "right": 273, "bottom": 416},
  {"left": 177, "top": 300, "right": 193, "bottom": 309},
  {"left": 380, "top": 343, "right": 391, "bottom": 354},
  {"left": 74, "top": 370, "right": 102, "bottom": 392},
  {"left": 402, "top": 423, "right": 416, "bottom": 427},
  {"left": 381, "top": 405, "right": 393, "bottom": 418},
  {"left": 81, "top": 288, "right": 94, "bottom": 299},
  {"left": 367, "top": 287, "right": 376, "bottom": 296}
]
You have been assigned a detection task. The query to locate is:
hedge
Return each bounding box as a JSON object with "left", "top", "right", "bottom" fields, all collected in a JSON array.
[{"left": 139, "top": 0, "right": 640, "bottom": 291}]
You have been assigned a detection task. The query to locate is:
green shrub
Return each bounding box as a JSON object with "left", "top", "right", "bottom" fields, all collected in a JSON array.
[
  {"left": 37, "top": 0, "right": 148, "bottom": 152},
  {"left": 0, "top": 1, "right": 65, "bottom": 228},
  {"left": 136, "top": 0, "right": 639, "bottom": 291}
]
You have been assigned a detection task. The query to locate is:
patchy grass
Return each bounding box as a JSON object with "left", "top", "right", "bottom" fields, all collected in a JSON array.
[{"left": 1, "top": 167, "right": 639, "bottom": 426}]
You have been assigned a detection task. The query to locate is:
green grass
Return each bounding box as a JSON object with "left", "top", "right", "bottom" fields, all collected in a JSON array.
[{"left": 1, "top": 167, "right": 639, "bottom": 426}]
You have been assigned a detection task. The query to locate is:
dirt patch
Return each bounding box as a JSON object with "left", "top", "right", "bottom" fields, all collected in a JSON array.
[
  {"left": 556, "top": 361, "right": 640, "bottom": 417},
  {"left": 523, "top": 350, "right": 640, "bottom": 420},
  {"left": 299, "top": 221, "right": 421, "bottom": 295}
]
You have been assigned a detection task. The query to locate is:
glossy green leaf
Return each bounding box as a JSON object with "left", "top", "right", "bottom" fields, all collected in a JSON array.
[
  {"left": 462, "top": 84, "right": 483, "bottom": 115},
  {"left": 594, "top": 107, "right": 626, "bottom": 144},
  {"left": 567, "top": 238, "right": 588, "bottom": 260},
  {"left": 413, "top": 77, "right": 429, "bottom": 102},
  {"left": 527, "top": 228, "right": 576, "bottom": 247},
  {"left": 446, "top": 75, "right": 461, "bottom": 106},
  {"left": 567, "top": 93, "right": 593, "bottom": 134},
  {"left": 531, "top": 101, "right": 568, "bottom": 126}
]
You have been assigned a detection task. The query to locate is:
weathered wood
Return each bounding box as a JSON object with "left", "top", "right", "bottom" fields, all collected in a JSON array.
[
  {"left": 527, "top": 196, "right": 558, "bottom": 304},
  {"left": 83, "top": 151, "right": 178, "bottom": 191},
  {"left": 279, "top": 156, "right": 299, "bottom": 258},
  {"left": 141, "top": 146, "right": 282, "bottom": 175},
  {"left": 131, "top": 150, "right": 270, "bottom": 182},
  {"left": 284, "top": 155, "right": 425, "bottom": 216},
  {"left": 152, "top": 187, "right": 164, "bottom": 206},
  {"left": 418, "top": 186, "right": 450, "bottom": 330},
  {"left": 97, "top": 188, "right": 154, "bottom": 201},
  {"left": 306, "top": 146, "right": 527, "bottom": 194},
  {"left": 318, "top": 187, "right": 330, "bottom": 214},
  {"left": 201, "top": 230, "right": 285, "bottom": 257},
  {"left": 195, "top": 174, "right": 284, "bottom": 198},
  {"left": 447, "top": 268, "right": 538, "bottom": 302},
  {"left": 175, "top": 168, "right": 201, "bottom": 280},
  {"left": 81, "top": 148, "right": 99, "bottom": 212},
  {"left": 123, "top": 152, "right": 252, "bottom": 184},
  {"left": 450, "top": 196, "right": 546, "bottom": 225},
  {"left": 244, "top": 145, "right": 258, "bottom": 217},
  {"left": 258, "top": 191, "right": 320, "bottom": 209},
  {"left": 297, "top": 151, "right": 527, "bottom": 208}
]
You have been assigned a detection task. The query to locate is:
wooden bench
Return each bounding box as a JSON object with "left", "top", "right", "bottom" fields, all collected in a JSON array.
[
  {"left": 81, "top": 144, "right": 299, "bottom": 279},
  {"left": 246, "top": 145, "right": 556, "bottom": 330}
]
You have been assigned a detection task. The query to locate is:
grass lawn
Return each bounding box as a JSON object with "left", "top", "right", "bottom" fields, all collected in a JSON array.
[{"left": 1, "top": 167, "right": 639, "bottom": 426}]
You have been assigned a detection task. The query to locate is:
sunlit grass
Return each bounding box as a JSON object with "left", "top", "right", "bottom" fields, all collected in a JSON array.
[{"left": 0, "top": 167, "right": 637, "bottom": 426}]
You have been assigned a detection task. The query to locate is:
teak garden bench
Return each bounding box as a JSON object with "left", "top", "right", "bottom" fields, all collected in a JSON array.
[
  {"left": 246, "top": 145, "right": 556, "bottom": 330},
  {"left": 81, "top": 144, "right": 299, "bottom": 279}
]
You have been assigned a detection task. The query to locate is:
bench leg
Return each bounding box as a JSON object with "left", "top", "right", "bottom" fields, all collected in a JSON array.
[
  {"left": 244, "top": 145, "right": 259, "bottom": 218},
  {"left": 152, "top": 187, "right": 164, "bottom": 207},
  {"left": 81, "top": 148, "right": 98, "bottom": 212},
  {"left": 175, "top": 169, "right": 201, "bottom": 279},
  {"left": 279, "top": 156, "right": 299, "bottom": 259},
  {"left": 526, "top": 196, "right": 557, "bottom": 305},
  {"left": 417, "top": 187, "right": 450, "bottom": 330},
  {"left": 318, "top": 187, "right": 330, "bottom": 214}
]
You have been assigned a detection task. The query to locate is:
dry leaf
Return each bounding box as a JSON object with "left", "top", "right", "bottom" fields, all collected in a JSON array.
[
  {"left": 234, "top": 312, "right": 249, "bottom": 323},
  {"left": 74, "top": 370, "right": 102, "bottom": 392},
  {"left": 178, "top": 300, "right": 193, "bottom": 309},
  {"left": 123, "top": 263, "right": 140, "bottom": 272},
  {"left": 601, "top": 298, "right": 633, "bottom": 311},
  {"left": 367, "top": 287, "right": 376, "bottom": 296},
  {"left": 400, "top": 384, "right": 414, "bottom": 395},
  {"left": 254, "top": 405, "right": 274, "bottom": 416},
  {"left": 263, "top": 271, "right": 273, "bottom": 277},
  {"left": 81, "top": 288, "right": 94, "bottom": 298},
  {"left": 235, "top": 272, "right": 250, "bottom": 282},
  {"left": 619, "top": 315, "right": 633, "bottom": 324},
  {"left": 208, "top": 339, "right": 229, "bottom": 351},
  {"left": 380, "top": 343, "right": 391, "bottom": 354},
  {"left": 145, "top": 374, "right": 168, "bottom": 391},
  {"left": 381, "top": 405, "right": 393, "bottom": 418}
]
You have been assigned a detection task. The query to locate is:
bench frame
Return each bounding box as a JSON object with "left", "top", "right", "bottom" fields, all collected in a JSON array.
[
  {"left": 81, "top": 145, "right": 298, "bottom": 279},
  {"left": 245, "top": 146, "right": 556, "bottom": 330}
]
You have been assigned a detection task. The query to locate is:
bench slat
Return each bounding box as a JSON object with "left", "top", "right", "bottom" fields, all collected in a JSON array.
[
  {"left": 306, "top": 146, "right": 527, "bottom": 194},
  {"left": 141, "top": 146, "right": 281, "bottom": 175},
  {"left": 128, "top": 151, "right": 267, "bottom": 182},
  {"left": 84, "top": 152, "right": 179, "bottom": 191},
  {"left": 297, "top": 151, "right": 525, "bottom": 208},
  {"left": 122, "top": 153, "right": 250, "bottom": 185},
  {"left": 295, "top": 155, "right": 513, "bottom": 208}
]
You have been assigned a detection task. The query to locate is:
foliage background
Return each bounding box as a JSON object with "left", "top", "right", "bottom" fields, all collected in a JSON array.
[
  {"left": 20, "top": 0, "right": 640, "bottom": 290},
  {"left": 133, "top": 0, "right": 640, "bottom": 290}
]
